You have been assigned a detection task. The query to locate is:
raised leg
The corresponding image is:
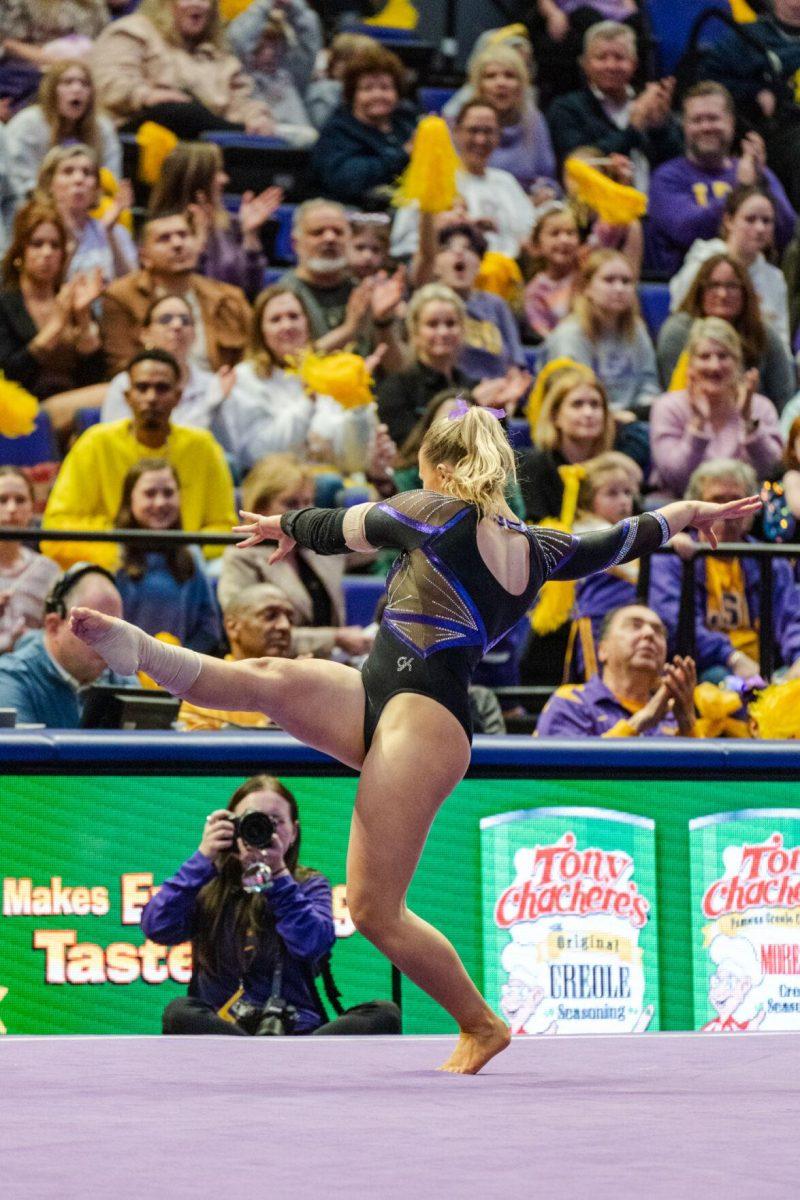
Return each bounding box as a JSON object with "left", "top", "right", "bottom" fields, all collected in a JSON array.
[
  {"left": 345, "top": 693, "right": 510, "bottom": 1075},
  {"left": 69, "top": 608, "right": 367, "bottom": 769}
]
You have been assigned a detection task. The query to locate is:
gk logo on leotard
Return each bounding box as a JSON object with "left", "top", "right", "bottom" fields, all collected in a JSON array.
[{"left": 396, "top": 656, "right": 413, "bottom": 673}]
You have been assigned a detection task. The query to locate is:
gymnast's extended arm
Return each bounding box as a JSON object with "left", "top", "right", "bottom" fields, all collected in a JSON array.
[
  {"left": 541, "top": 493, "right": 761, "bottom": 581},
  {"left": 280, "top": 499, "right": 429, "bottom": 556},
  {"left": 542, "top": 511, "right": 671, "bottom": 582}
]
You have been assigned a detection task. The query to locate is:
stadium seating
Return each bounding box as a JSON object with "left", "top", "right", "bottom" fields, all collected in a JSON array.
[
  {"left": 418, "top": 87, "right": 456, "bottom": 114},
  {"left": 342, "top": 574, "right": 385, "bottom": 626},
  {"left": 638, "top": 281, "right": 671, "bottom": 340},
  {"left": 0, "top": 412, "right": 59, "bottom": 467}
]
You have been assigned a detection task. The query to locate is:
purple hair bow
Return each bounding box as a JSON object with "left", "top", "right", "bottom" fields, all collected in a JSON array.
[{"left": 447, "top": 396, "right": 505, "bottom": 421}]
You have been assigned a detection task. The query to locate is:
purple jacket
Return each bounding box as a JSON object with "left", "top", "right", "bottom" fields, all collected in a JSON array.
[
  {"left": 536, "top": 671, "right": 681, "bottom": 737},
  {"left": 489, "top": 111, "right": 557, "bottom": 192},
  {"left": 141, "top": 851, "right": 335, "bottom": 1032},
  {"left": 199, "top": 224, "right": 267, "bottom": 302},
  {"left": 648, "top": 538, "right": 800, "bottom": 673},
  {"left": 647, "top": 156, "right": 796, "bottom": 275}
]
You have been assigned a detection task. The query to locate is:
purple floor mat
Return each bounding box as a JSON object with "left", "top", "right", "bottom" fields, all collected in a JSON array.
[{"left": 2, "top": 1032, "right": 797, "bottom": 1199}]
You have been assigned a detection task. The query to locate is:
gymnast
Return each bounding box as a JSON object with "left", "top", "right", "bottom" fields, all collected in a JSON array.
[{"left": 69, "top": 402, "right": 760, "bottom": 1073}]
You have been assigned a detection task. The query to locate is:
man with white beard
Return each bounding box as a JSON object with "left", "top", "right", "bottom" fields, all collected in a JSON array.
[{"left": 280, "top": 198, "right": 405, "bottom": 370}]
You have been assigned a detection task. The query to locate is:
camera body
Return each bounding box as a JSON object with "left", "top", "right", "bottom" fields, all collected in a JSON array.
[
  {"left": 228, "top": 994, "right": 297, "bottom": 1036},
  {"left": 231, "top": 809, "right": 277, "bottom": 849}
]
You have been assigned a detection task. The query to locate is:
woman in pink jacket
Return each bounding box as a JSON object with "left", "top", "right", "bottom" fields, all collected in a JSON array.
[{"left": 649, "top": 317, "right": 783, "bottom": 499}]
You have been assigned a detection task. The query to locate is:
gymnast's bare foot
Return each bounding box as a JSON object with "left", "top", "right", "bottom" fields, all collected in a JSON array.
[
  {"left": 438, "top": 1014, "right": 511, "bottom": 1075},
  {"left": 68, "top": 607, "right": 143, "bottom": 676},
  {"left": 69, "top": 606, "right": 116, "bottom": 645}
]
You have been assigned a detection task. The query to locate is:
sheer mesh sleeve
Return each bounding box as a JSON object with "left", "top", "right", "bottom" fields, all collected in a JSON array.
[
  {"left": 533, "top": 512, "right": 670, "bottom": 582},
  {"left": 281, "top": 491, "right": 472, "bottom": 556}
]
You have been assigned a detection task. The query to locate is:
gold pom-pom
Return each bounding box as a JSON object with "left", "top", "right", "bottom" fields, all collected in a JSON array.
[
  {"left": 219, "top": 0, "right": 255, "bottom": 18},
  {"left": 90, "top": 168, "right": 134, "bottom": 234},
  {"left": 694, "top": 682, "right": 750, "bottom": 738},
  {"left": 393, "top": 115, "right": 460, "bottom": 213},
  {"left": 291, "top": 351, "right": 375, "bottom": 409},
  {"left": 364, "top": 0, "right": 419, "bottom": 29},
  {"left": 668, "top": 348, "right": 690, "bottom": 393},
  {"left": 750, "top": 679, "right": 800, "bottom": 739},
  {"left": 136, "top": 122, "right": 179, "bottom": 186},
  {"left": 474, "top": 252, "right": 523, "bottom": 307},
  {"left": 0, "top": 373, "right": 38, "bottom": 438},
  {"left": 729, "top": 0, "right": 757, "bottom": 22},
  {"left": 564, "top": 157, "right": 647, "bottom": 225},
  {"left": 529, "top": 465, "right": 585, "bottom": 635}
]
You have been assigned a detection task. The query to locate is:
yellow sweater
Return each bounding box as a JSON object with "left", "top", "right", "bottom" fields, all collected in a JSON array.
[{"left": 41, "top": 421, "right": 236, "bottom": 569}]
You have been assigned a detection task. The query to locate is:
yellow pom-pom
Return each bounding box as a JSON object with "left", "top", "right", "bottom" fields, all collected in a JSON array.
[
  {"left": 531, "top": 574, "right": 576, "bottom": 636},
  {"left": 693, "top": 682, "right": 750, "bottom": 737},
  {"left": 364, "top": 0, "right": 419, "bottom": 30},
  {"left": 136, "top": 122, "right": 179, "bottom": 187},
  {"left": 564, "top": 157, "right": 647, "bottom": 225},
  {"left": 750, "top": 679, "right": 800, "bottom": 739},
  {"left": 0, "top": 373, "right": 38, "bottom": 438},
  {"left": 393, "top": 115, "right": 460, "bottom": 214},
  {"left": 474, "top": 252, "right": 523, "bottom": 307},
  {"left": 530, "top": 465, "right": 589, "bottom": 635},
  {"left": 667, "top": 348, "right": 690, "bottom": 393},
  {"left": 729, "top": 0, "right": 757, "bottom": 22},
  {"left": 291, "top": 351, "right": 375, "bottom": 409},
  {"left": 219, "top": 0, "right": 255, "bottom": 18}
]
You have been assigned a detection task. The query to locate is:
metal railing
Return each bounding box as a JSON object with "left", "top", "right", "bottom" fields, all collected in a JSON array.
[
  {"left": 1, "top": 527, "right": 797, "bottom": 680},
  {"left": 639, "top": 542, "right": 799, "bottom": 680}
]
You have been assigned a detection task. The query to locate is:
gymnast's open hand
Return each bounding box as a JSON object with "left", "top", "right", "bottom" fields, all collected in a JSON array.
[
  {"left": 233, "top": 510, "right": 297, "bottom": 563},
  {"left": 686, "top": 495, "right": 762, "bottom": 548}
]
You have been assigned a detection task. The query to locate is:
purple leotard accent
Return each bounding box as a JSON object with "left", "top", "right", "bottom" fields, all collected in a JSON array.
[{"left": 281, "top": 494, "right": 669, "bottom": 746}]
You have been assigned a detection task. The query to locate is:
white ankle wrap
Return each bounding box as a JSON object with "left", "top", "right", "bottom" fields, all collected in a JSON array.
[
  {"left": 138, "top": 636, "right": 203, "bottom": 696},
  {"left": 89, "top": 620, "right": 202, "bottom": 695}
]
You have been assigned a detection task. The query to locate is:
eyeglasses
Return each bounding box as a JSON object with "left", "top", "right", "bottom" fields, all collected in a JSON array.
[
  {"left": 152, "top": 313, "right": 194, "bottom": 326},
  {"left": 703, "top": 281, "right": 743, "bottom": 293}
]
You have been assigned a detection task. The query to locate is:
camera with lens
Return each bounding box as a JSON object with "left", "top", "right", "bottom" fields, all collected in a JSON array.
[
  {"left": 231, "top": 809, "right": 277, "bottom": 849},
  {"left": 228, "top": 993, "right": 297, "bottom": 1036}
]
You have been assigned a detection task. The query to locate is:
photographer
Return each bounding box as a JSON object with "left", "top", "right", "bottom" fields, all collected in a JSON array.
[{"left": 142, "top": 774, "right": 400, "bottom": 1037}]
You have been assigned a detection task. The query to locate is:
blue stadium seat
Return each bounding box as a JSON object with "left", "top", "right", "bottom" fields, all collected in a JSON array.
[
  {"left": 0, "top": 411, "right": 59, "bottom": 467},
  {"left": 638, "top": 282, "right": 671, "bottom": 340},
  {"left": 523, "top": 347, "right": 542, "bottom": 375},
  {"left": 645, "top": 0, "right": 719, "bottom": 74},
  {"left": 200, "top": 132, "right": 290, "bottom": 150},
  {"left": 347, "top": 24, "right": 421, "bottom": 42},
  {"left": 342, "top": 575, "right": 385, "bottom": 626},
  {"left": 506, "top": 417, "right": 532, "bottom": 451},
  {"left": 272, "top": 203, "right": 297, "bottom": 265},
  {"left": 418, "top": 86, "right": 455, "bottom": 114},
  {"left": 74, "top": 407, "right": 101, "bottom": 435}
]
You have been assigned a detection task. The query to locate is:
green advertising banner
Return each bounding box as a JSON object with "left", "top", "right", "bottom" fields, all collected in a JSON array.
[
  {"left": 0, "top": 774, "right": 385, "bottom": 1036},
  {"left": 3, "top": 771, "right": 800, "bottom": 1036},
  {"left": 689, "top": 810, "right": 800, "bottom": 1033},
  {"left": 480, "top": 807, "right": 659, "bottom": 1035}
]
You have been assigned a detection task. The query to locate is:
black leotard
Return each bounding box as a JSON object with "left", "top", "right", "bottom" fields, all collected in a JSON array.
[{"left": 282, "top": 491, "right": 670, "bottom": 748}]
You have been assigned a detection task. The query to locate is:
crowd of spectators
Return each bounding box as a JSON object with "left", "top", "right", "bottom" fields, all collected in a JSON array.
[{"left": 4, "top": 0, "right": 800, "bottom": 740}]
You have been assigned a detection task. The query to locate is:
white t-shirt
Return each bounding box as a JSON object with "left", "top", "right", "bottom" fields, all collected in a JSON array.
[
  {"left": 212, "top": 363, "right": 378, "bottom": 477},
  {"left": 669, "top": 237, "right": 791, "bottom": 350},
  {"left": 391, "top": 167, "right": 535, "bottom": 260}
]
